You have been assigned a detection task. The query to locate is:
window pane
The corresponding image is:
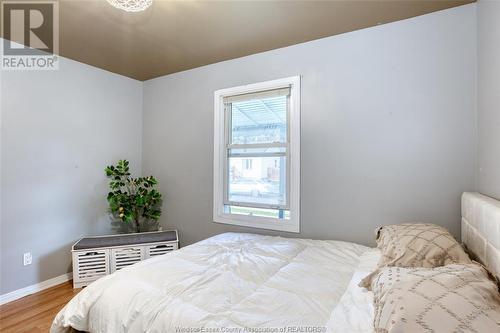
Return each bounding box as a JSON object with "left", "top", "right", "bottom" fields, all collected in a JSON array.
[
  {"left": 230, "top": 95, "right": 287, "bottom": 144},
  {"left": 225, "top": 205, "right": 290, "bottom": 220},
  {"left": 228, "top": 156, "right": 286, "bottom": 207}
]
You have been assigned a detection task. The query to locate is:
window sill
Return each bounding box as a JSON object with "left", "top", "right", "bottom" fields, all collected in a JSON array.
[{"left": 213, "top": 213, "right": 299, "bottom": 233}]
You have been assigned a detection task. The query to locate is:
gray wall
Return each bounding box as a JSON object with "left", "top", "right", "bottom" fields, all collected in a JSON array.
[
  {"left": 143, "top": 5, "right": 477, "bottom": 247},
  {"left": 477, "top": 0, "right": 500, "bottom": 200},
  {"left": 0, "top": 51, "right": 143, "bottom": 294},
  {"left": 0, "top": 3, "right": 482, "bottom": 296}
]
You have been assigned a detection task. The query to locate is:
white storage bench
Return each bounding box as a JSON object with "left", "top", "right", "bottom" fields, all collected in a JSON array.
[{"left": 72, "top": 230, "right": 178, "bottom": 288}]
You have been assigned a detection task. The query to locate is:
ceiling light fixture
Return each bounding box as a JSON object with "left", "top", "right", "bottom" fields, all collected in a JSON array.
[{"left": 106, "top": 0, "right": 153, "bottom": 12}]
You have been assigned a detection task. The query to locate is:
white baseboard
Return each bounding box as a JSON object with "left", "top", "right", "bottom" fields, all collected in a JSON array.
[{"left": 0, "top": 272, "right": 72, "bottom": 306}]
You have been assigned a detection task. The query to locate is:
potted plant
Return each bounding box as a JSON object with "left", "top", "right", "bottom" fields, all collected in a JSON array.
[{"left": 105, "top": 160, "right": 162, "bottom": 233}]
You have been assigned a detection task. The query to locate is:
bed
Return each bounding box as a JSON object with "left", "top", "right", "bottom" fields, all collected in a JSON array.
[
  {"left": 51, "top": 191, "right": 500, "bottom": 333},
  {"left": 52, "top": 233, "right": 379, "bottom": 333},
  {"left": 461, "top": 192, "right": 500, "bottom": 280}
]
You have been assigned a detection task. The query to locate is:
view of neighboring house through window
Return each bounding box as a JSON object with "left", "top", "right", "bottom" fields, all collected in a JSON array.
[
  {"left": 213, "top": 76, "right": 300, "bottom": 232},
  {"left": 227, "top": 91, "right": 288, "bottom": 218}
]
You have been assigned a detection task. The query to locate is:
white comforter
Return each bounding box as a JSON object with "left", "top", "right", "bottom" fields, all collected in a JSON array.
[{"left": 52, "top": 233, "right": 378, "bottom": 333}]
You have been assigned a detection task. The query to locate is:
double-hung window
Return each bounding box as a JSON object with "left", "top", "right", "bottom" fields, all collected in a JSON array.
[{"left": 213, "top": 76, "right": 300, "bottom": 232}]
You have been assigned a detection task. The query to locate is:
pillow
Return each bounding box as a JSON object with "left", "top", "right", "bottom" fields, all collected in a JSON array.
[
  {"left": 375, "top": 223, "right": 471, "bottom": 267},
  {"left": 371, "top": 264, "right": 500, "bottom": 333},
  {"left": 359, "top": 223, "right": 471, "bottom": 288}
]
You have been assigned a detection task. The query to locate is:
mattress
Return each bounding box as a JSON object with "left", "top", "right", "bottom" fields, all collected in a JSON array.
[{"left": 51, "top": 233, "right": 379, "bottom": 333}]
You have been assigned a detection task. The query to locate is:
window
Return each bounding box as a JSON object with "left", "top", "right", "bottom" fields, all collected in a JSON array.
[
  {"left": 243, "top": 159, "right": 253, "bottom": 170},
  {"left": 213, "top": 76, "right": 300, "bottom": 232}
]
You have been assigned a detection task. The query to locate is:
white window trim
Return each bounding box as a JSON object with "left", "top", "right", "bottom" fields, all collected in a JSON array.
[{"left": 213, "top": 76, "right": 300, "bottom": 233}]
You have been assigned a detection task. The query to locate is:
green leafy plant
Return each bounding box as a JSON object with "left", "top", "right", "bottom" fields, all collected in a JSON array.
[{"left": 105, "top": 160, "right": 162, "bottom": 233}]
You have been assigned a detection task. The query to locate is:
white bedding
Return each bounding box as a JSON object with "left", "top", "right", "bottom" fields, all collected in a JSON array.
[{"left": 52, "top": 233, "right": 379, "bottom": 333}]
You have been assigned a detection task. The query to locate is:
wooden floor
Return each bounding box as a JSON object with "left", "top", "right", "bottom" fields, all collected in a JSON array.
[{"left": 0, "top": 281, "right": 80, "bottom": 333}]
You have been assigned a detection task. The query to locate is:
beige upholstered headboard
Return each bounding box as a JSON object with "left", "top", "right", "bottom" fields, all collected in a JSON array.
[{"left": 461, "top": 192, "right": 500, "bottom": 279}]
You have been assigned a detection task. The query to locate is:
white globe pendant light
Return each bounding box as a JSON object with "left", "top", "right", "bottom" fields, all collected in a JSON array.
[{"left": 106, "top": 0, "right": 153, "bottom": 12}]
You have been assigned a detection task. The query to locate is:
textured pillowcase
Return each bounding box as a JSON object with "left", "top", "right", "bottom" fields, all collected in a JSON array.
[
  {"left": 359, "top": 223, "right": 471, "bottom": 288},
  {"left": 371, "top": 264, "right": 500, "bottom": 333}
]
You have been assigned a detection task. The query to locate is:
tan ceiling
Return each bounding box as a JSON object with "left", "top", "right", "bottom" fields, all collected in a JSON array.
[{"left": 3, "top": 0, "right": 474, "bottom": 81}]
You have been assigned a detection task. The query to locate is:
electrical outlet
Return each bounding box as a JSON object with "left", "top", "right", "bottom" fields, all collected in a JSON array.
[{"left": 23, "top": 252, "right": 32, "bottom": 266}]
